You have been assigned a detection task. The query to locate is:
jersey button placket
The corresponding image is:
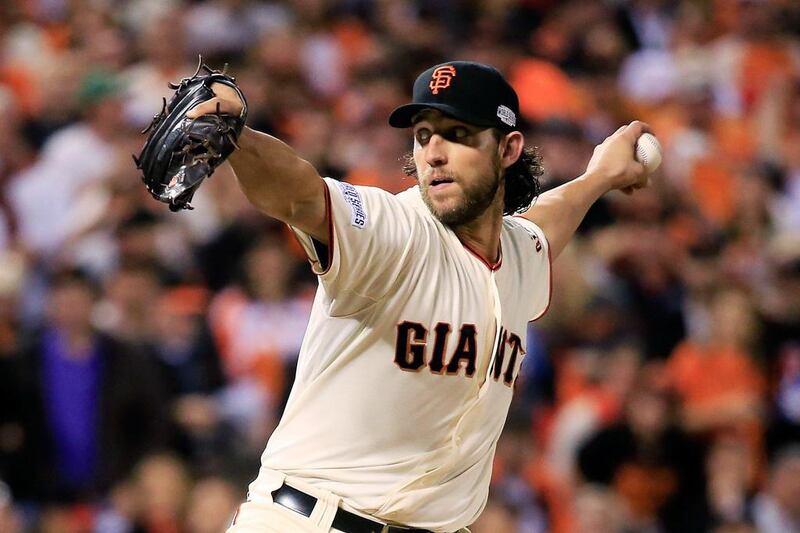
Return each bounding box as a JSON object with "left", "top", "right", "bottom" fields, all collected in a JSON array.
[
  {"left": 480, "top": 270, "right": 503, "bottom": 392},
  {"left": 451, "top": 270, "right": 502, "bottom": 450}
]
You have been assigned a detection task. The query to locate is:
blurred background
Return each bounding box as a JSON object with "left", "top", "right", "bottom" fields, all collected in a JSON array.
[{"left": 0, "top": 0, "right": 799, "bottom": 532}]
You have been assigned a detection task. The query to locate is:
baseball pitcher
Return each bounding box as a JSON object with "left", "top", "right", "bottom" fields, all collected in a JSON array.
[{"left": 146, "top": 60, "right": 652, "bottom": 533}]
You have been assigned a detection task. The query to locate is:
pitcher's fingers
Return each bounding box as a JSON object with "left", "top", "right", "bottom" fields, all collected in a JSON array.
[
  {"left": 186, "top": 98, "right": 235, "bottom": 118},
  {"left": 622, "top": 120, "right": 653, "bottom": 142}
]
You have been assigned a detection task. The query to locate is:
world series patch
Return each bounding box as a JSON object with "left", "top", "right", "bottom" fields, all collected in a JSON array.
[{"left": 335, "top": 181, "right": 367, "bottom": 229}]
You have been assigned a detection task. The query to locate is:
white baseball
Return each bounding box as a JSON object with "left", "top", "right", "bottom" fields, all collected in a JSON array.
[{"left": 635, "top": 133, "right": 662, "bottom": 175}]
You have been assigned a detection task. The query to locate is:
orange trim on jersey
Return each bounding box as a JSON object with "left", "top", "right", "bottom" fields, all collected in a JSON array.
[{"left": 460, "top": 239, "right": 503, "bottom": 271}]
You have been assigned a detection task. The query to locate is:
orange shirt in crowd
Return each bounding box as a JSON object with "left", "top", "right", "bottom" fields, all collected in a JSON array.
[
  {"left": 509, "top": 58, "right": 587, "bottom": 122},
  {"left": 666, "top": 339, "right": 766, "bottom": 471},
  {"left": 740, "top": 41, "right": 795, "bottom": 113},
  {"left": 0, "top": 66, "right": 39, "bottom": 116},
  {"left": 689, "top": 157, "right": 736, "bottom": 226},
  {"left": 667, "top": 341, "right": 763, "bottom": 410}
]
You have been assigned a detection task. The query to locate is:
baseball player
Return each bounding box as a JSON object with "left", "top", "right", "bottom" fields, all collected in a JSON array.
[{"left": 187, "top": 61, "right": 652, "bottom": 533}]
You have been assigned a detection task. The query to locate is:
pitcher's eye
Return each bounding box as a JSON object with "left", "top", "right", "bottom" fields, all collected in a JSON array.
[
  {"left": 442, "top": 126, "right": 471, "bottom": 142},
  {"left": 415, "top": 128, "right": 432, "bottom": 145}
]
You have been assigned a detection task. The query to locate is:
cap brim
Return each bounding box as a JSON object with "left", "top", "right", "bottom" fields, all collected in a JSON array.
[{"left": 388, "top": 103, "right": 498, "bottom": 129}]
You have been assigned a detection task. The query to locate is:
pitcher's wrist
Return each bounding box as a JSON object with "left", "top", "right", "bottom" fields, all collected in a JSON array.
[{"left": 578, "top": 169, "right": 618, "bottom": 197}]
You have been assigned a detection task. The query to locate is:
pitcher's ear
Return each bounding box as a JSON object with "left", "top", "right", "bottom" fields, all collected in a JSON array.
[{"left": 499, "top": 131, "right": 524, "bottom": 169}]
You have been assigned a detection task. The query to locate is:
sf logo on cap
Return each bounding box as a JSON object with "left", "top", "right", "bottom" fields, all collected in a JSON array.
[{"left": 429, "top": 66, "right": 456, "bottom": 94}]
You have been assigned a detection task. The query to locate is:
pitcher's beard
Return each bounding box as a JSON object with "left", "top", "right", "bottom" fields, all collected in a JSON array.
[{"left": 421, "top": 166, "right": 503, "bottom": 227}]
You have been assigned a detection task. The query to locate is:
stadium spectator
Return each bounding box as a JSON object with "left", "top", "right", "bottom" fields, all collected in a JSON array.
[{"left": 8, "top": 269, "right": 169, "bottom": 503}]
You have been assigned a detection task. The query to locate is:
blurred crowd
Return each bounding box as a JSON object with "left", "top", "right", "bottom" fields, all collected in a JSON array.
[{"left": 1, "top": 0, "right": 799, "bottom": 532}]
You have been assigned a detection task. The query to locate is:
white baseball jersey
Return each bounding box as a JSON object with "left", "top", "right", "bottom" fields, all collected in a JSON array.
[{"left": 256, "top": 177, "right": 551, "bottom": 532}]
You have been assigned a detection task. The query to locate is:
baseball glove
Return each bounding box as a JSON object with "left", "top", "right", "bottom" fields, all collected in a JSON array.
[{"left": 134, "top": 59, "right": 248, "bottom": 211}]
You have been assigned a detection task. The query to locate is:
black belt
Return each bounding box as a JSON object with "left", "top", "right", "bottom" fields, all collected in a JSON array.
[{"left": 271, "top": 483, "right": 434, "bottom": 533}]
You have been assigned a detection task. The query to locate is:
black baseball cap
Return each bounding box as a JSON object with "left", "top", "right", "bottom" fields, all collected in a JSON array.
[{"left": 389, "top": 61, "right": 520, "bottom": 132}]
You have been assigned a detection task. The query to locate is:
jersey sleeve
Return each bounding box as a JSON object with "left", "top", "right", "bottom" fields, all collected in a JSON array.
[
  {"left": 290, "top": 178, "right": 419, "bottom": 308},
  {"left": 511, "top": 216, "right": 552, "bottom": 321}
]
